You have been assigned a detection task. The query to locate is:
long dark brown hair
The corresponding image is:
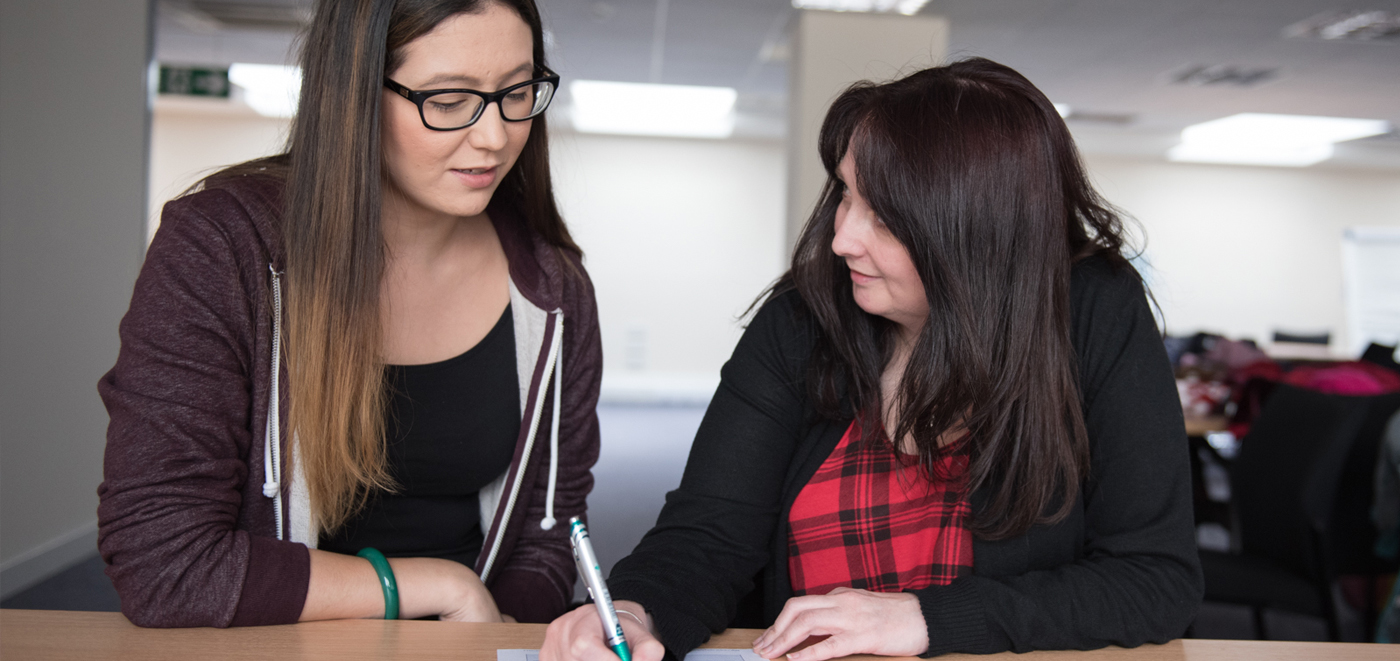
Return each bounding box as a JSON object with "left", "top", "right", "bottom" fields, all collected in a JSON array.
[
  {"left": 209, "top": 0, "right": 576, "bottom": 533},
  {"left": 782, "top": 58, "right": 1131, "bottom": 540}
]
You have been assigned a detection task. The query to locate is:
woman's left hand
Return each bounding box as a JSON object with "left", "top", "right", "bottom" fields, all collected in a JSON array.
[{"left": 750, "top": 587, "right": 928, "bottom": 661}]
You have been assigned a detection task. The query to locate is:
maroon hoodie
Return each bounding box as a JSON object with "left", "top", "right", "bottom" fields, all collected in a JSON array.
[{"left": 97, "top": 173, "right": 601, "bottom": 627}]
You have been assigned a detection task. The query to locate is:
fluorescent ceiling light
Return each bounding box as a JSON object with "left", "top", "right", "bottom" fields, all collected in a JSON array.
[
  {"left": 792, "top": 0, "right": 929, "bottom": 16},
  {"left": 570, "top": 80, "right": 737, "bottom": 139},
  {"left": 228, "top": 63, "right": 301, "bottom": 118},
  {"left": 1168, "top": 113, "right": 1391, "bottom": 167}
]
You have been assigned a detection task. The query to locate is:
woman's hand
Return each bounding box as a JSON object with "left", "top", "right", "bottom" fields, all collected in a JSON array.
[
  {"left": 541, "top": 600, "right": 665, "bottom": 661},
  {"left": 392, "top": 557, "right": 502, "bottom": 622},
  {"left": 751, "top": 588, "right": 928, "bottom": 661}
]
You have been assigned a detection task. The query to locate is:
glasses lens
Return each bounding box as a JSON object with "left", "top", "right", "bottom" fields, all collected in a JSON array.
[
  {"left": 500, "top": 81, "right": 555, "bottom": 121},
  {"left": 422, "top": 92, "right": 485, "bottom": 129}
]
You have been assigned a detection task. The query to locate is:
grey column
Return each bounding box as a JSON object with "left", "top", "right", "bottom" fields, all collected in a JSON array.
[{"left": 1, "top": 0, "right": 151, "bottom": 597}]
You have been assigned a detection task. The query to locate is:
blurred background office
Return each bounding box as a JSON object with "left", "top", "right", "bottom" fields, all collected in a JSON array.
[{"left": 3, "top": 0, "right": 1399, "bottom": 643}]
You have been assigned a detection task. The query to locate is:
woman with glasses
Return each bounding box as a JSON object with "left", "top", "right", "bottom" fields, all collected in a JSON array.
[
  {"left": 98, "top": 0, "right": 599, "bottom": 627},
  {"left": 544, "top": 59, "right": 1200, "bottom": 660}
]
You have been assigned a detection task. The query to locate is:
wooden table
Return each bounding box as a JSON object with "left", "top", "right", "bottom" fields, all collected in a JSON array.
[
  {"left": 1183, "top": 414, "right": 1229, "bottom": 438},
  {"left": 1, "top": 610, "right": 1393, "bottom": 660}
]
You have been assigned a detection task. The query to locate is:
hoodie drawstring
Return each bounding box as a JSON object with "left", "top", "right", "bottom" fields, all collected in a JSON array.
[
  {"left": 481, "top": 307, "right": 566, "bottom": 579},
  {"left": 260, "top": 270, "right": 564, "bottom": 555},
  {"left": 540, "top": 312, "right": 564, "bottom": 530}
]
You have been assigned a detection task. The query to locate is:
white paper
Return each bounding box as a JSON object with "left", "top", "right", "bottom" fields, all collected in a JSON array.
[
  {"left": 497, "top": 651, "right": 539, "bottom": 661},
  {"left": 682, "top": 650, "right": 765, "bottom": 661},
  {"left": 497, "top": 649, "right": 763, "bottom": 661}
]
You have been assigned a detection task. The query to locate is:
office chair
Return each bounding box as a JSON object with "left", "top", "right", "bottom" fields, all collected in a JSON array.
[
  {"left": 1198, "top": 384, "right": 1372, "bottom": 640},
  {"left": 1326, "top": 392, "right": 1400, "bottom": 634}
]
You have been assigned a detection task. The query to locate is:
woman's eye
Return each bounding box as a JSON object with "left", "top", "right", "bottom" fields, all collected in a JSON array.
[
  {"left": 428, "top": 100, "right": 463, "bottom": 112},
  {"left": 504, "top": 90, "right": 530, "bottom": 103}
]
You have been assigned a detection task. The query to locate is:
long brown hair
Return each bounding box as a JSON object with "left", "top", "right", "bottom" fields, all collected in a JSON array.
[
  {"left": 210, "top": 0, "right": 576, "bottom": 533},
  {"left": 782, "top": 58, "right": 1131, "bottom": 540}
]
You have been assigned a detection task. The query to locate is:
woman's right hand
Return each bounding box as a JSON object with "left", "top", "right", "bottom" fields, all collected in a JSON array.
[{"left": 542, "top": 600, "right": 665, "bottom": 661}]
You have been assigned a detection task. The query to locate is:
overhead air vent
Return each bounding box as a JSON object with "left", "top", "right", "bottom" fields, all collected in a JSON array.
[
  {"left": 1169, "top": 64, "right": 1278, "bottom": 88},
  {"left": 188, "top": 1, "right": 311, "bottom": 31},
  {"left": 1285, "top": 10, "right": 1400, "bottom": 43}
]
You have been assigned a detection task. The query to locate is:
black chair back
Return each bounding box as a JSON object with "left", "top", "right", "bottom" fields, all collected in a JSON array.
[
  {"left": 1328, "top": 392, "right": 1400, "bottom": 575},
  {"left": 1232, "top": 384, "right": 1370, "bottom": 580}
]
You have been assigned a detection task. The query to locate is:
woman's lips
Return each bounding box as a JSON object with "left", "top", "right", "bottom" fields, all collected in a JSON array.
[
  {"left": 849, "top": 268, "right": 878, "bottom": 285},
  {"left": 452, "top": 166, "right": 498, "bottom": 189}
]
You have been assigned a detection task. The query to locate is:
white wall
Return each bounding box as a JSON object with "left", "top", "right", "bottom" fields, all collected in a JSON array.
[
  {"left": 137, "top": 106, "right": 1400, "bottom": 385},
  {"left": 144, "top": 112, "right": 788, "bottom": 400},
  {"left": 0, "top": 0, "right": 150, "bottom": 596},
  {"left": 147, "top": 101, "right": 289, "bottom": 238},
  {"left": 1084, "top": 155, "right": 1400, "bottom": 353},
  {"left": 142, "top": 107, "right": 1400, "bottom": 402},
  {"left": 549, "top": 131, "right": 787, "bottom": 397}
]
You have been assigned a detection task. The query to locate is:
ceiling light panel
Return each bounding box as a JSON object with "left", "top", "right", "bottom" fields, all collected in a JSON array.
[
  {"left": 227, "top": 63, "right": 301, "bottom": 118},
  {"left": 791, "top": 0, "right": 929, "bottom": 16},
  {"left": 1168, "top": 113, "right": 1392, "bottom": 167},
  {"left": 570, "top": 81, "right": 738, "bottom": 139}
]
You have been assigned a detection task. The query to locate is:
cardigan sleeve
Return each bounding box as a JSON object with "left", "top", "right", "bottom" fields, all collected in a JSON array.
[
  {"left": 911, "top": 261, "right": 1203, "bottom": 655},
  {"left": 608, "top": 292, "right": 814, "bottom": 658},
  {"left": 489, "top": 254, "right": 603, "bottom": 623},
  {"left": 96, "top": 192, "right": 309, "bottom": 628}
]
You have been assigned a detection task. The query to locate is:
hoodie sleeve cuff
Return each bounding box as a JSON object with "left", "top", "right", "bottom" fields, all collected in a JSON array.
[
  {"left": 491, "top": 567, "right": 570, "bottom": 624},
  {"left": 230, "top": 534, "right": 309, "bottom": 626},
  {"left": 910, "top": 578, "right": 992, "bottom": 657},
  {"left": 609, "top": 580, "right": 715, "bottom": 661}
]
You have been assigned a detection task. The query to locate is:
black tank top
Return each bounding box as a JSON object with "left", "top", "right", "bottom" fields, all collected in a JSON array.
[{"left": 320, "top": 305, "right": 520, "bottom": 566}]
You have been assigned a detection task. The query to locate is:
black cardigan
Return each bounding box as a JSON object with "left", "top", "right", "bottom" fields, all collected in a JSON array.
[{"left": 607, "top": 256, "right": 1203, "bottom": 657}]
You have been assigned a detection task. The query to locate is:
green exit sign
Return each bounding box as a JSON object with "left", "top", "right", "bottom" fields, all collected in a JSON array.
[{"left": 159, "top": 66, "right": 230, "bottom": 98}]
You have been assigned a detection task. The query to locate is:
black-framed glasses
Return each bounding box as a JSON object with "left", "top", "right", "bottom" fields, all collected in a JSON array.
[{"left": 384, "top": 67, "right": 559, "bottom": 131}]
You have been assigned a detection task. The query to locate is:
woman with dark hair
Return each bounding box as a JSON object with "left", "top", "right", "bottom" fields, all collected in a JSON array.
[
  {"left": 98, "top": 0, "right": 600, "bottom": 627},
  {"left": 545, "top": 58, "right": 1200, "bottom": 659}
]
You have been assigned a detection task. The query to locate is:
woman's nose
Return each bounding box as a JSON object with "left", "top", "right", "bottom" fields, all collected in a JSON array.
[
  {"left": 831, "top": 210, "right": 865, "bottom": 259},
  {"left": 466, "top": 103, "right": 510, "bottom": 151}
]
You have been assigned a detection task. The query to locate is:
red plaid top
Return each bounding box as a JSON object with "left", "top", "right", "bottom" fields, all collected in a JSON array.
[{"left": 787, "top": 419, "right": 973, "bottom": 596}]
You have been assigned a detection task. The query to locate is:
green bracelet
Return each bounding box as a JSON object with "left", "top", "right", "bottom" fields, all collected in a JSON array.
[{"left": 357, "top": 547, "right": 399, "bottom": 620}]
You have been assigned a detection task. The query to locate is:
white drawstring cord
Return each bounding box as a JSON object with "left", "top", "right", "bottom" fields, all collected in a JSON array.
[
  {"left": 482, "top": 308, "right": 565, "bottom": 578},
  {"left": 540, "top": 313, "right": 564, "bottom": 531}
]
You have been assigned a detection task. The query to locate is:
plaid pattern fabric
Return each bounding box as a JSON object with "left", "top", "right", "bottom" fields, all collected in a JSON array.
[{"left": 787, "top": 419, "right": 973, "bottom": 596}]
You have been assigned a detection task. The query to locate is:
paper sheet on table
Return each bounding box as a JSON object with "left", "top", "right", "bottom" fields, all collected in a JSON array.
[{"left": 497, "top": 649, "right": 764, "bottom": 661}]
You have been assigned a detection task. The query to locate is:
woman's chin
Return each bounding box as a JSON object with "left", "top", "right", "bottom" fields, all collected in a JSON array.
[{"left": 851, "top": 295, "right": 887, "bottom": 320}]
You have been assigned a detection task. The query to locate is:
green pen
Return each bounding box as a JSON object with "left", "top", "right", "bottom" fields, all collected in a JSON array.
[{"left": 568, "top": 517, "right": 632, "bottom": 661}]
